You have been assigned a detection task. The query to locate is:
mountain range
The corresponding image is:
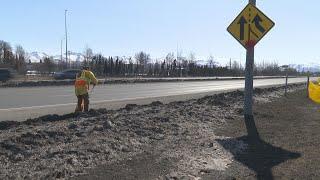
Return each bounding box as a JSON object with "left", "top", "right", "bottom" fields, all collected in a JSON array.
[
  {"left": 289, "top": 63, "right": 320, "bottom": 73},
  {"left": 28, "top": 51, "right": 85, "bottom": 63}
]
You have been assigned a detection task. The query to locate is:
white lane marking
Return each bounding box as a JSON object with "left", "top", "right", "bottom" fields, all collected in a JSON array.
[{"left": 0, "top": 103, "right": 77, "bottom": 111}]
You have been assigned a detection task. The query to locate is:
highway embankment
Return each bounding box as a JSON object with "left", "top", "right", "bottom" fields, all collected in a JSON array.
[{"left": 1, "top": 84, "right": 319, "bottom": 179}]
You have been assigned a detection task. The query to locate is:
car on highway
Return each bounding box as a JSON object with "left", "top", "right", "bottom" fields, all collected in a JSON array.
[
  {"left": 26, "top": 70, "right": 41, "bottom": 77},
  {"left": 0, "top": 68, "right": 12, "bottom": 82},
  {"left": 53, "top": 69, "right": 81, "bottom": 80}
]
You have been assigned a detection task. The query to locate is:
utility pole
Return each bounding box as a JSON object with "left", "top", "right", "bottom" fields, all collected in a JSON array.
[
  {"left": 176, "top": 43, "right": 178, "bottom": 63},
  {"left": 177, "top": 43, "right": 182, "bottom": 77},
  {"left": 244, "top": 0, "right": 256, "bottom": 119},
  {"left": 60, "top": 39, "right": 63, "bottom": 62},
  {"left": 65, "top": 10, "right": 68, "bottom": 68}
]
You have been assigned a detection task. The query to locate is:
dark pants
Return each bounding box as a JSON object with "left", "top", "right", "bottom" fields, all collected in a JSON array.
[{"left": 76, "top": 93, "right": 89, "bottom": 112}]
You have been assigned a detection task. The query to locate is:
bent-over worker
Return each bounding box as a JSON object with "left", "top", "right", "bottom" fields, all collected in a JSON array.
[{"left": 74, "top": 66, "right": 98, "bottom": 112}]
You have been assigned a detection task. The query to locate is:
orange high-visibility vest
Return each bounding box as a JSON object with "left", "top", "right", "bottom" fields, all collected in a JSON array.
[{"left": 75, "top": 77, "right": 89, "bottom": 96}]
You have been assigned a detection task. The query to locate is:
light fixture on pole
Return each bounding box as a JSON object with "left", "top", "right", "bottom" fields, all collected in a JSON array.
[{"left": 65, "top": 9, "right": 68, "bottom": 68}]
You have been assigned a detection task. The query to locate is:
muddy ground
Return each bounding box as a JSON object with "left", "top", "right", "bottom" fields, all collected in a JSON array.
[{"left": 0, "top": 84, "right": 318, "bottom": 180}]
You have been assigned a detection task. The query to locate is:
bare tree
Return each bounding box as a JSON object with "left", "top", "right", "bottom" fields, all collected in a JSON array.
[
  {"left": 188, "top": 52, "right": 196, "bottom": 63},
  {"left": 0, "top": 40, "right": 13, "bottom": 65},
  {"left": 15, "top": 45, "right": 25, "bottom": 60},
  {"left": 165, "top": 52, "right": 175, "bottom": 65},
  {"left": 207, "top": 55, "right": 218, "bottom": 68},
  {"left": 135, "top": 51, "right": 150, "bottom": 75},
  {"left": 84, "top": 47, "right": 93, "bottom": 65},
  {"left": 0, "top": 40, "right": 5, "bottom": 63},
  {"left": 42, "top": 57, "right": 56, "bottom": 73},
  {"left": 15, "top": 45, "right": 27, "bottom": 73},
  {"left": 165, "top": 52, "right": 175, "bottom": 76}
]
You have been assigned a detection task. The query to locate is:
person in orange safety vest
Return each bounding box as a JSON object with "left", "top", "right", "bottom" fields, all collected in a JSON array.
[{"left": 74, "top": 66, "right": 98, "bottom": 112}]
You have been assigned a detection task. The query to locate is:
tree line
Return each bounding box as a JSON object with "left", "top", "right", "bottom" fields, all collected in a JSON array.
[
  {"left": 86, "top": 51, "right": 300, "bottom": 77},
  {"left": 0, "top": 39, "right": 305, "bottom": 77},
  {"left": 0, "top": 40, "right": 27, "bottom": 74},
  {"left": 0, "top": 40, "right": 57, "bottom": 74}
]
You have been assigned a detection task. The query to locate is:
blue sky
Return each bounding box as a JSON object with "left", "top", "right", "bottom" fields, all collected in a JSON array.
[{"left": 1, "top": 0, "right": 319, "bottom": 65}]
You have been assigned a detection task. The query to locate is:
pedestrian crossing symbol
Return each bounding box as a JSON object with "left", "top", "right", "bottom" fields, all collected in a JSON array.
[{"left": 227, "top": 3, "right": 275, "bottom": 49}]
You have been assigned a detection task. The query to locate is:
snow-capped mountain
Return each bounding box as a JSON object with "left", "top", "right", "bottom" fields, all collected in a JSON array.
[
  {"left": 195, "top": 60, "right": 207, "bottom": 66},
  {"left": 289, "top": 63, "right": 320, "bottom": 73},
  {"left": 28, "top": 52, "right": 49, "bottom": 63},
  {"left": 28, "top": 52, "right": 85, "bottom": 63},
  {"left": 52, "top": 52, "right": 85, "bottom": 63}
]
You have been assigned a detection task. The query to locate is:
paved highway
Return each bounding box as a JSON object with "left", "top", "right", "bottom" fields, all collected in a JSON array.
[{"left": 0, "top": 77, "right": 314, "bottom": 121}]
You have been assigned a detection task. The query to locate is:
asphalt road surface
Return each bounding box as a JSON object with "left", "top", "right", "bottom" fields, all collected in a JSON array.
[{"left": 0, "top": 77, "right": 315, "bottom": 121}]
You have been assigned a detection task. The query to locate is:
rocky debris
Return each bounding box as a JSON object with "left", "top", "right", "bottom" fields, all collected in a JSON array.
[
  {"left": 235, "top": 108, "right": 244, "bottom": 115},
  {"left": 0, "top": 121, "right": 19, "bottom": 130},
  {"left": 25, "top": 113, "right": 76, "bottom": 125},
  {"left": 68, "top": 123, "right": 78, "bottom": 130},
  {"left": 150, "top": 101, "right": 164, "bottom": 106},
  {"left": 156, "top": 116, "right": 170, "bottom": 123},
  {"left": 96, "top": 108, "right": 108, "bottom": 114},
  {"left": 124, "top": 104, "right": 138, "bottom": 111},
  {"left": 103, "top": 120, "right": 114, "bottom": 129},
  {"left": 0, "top": 84, "right": 306, "bottom": 179},
  {"left": 38, "top": 114, "right": 61, "bottom": 121}
]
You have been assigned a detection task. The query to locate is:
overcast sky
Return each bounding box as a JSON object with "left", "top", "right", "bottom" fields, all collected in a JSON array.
[{"left": 1, "top": 0, "right": 319, "bottom": 65}]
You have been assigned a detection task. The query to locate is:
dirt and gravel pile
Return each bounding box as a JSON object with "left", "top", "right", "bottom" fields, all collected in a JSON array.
[{"left": 0, "top": 84, "right": 306, "bottom": 179}]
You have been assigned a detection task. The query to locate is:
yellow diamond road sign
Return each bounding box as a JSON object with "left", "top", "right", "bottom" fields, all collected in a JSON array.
[{"left": 227, "top": 3, "right": 275, "bottom": 49}]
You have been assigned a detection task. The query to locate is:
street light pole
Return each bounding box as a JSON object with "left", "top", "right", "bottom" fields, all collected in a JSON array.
[
  {"left": 177, "top": 43, "right": 182, "bottom": 77},
  {"left": 60, "top": 39, "right": 63, "bottom": 63},
  {"left": 244, "top": 0, "right": 256, "bottom": 119},
  {"left": 65, "top": 10, "right": 68, "bottom": 68}
]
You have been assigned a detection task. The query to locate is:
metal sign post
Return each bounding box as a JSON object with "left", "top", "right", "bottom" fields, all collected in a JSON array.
[
  {"left": 244, "top": 42, "right": 255, "bottom": 118},
  {"left": 281, "top": 65, "right": 289, "bottom": 97},
  {"left": 245, "top": 0, "right": 257, "bottom": 119},
  {"left": 227, "top": 0, "right": 274, "bottom": 119},
  {"left": 245, "top": 0, "right": 256, "bottom": 119}
]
